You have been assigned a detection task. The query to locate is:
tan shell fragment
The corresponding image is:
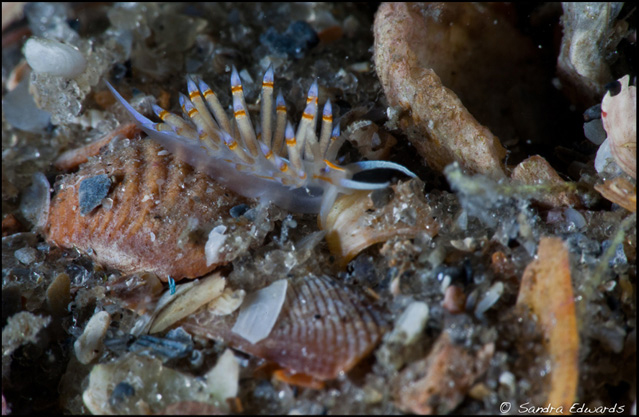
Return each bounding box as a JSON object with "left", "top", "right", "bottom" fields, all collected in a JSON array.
[
  {"left": 594, "top": 176, "right": 636, "bottom": 212},
  {"left": 601, "top": 75, "right": 636, "bottom": 179},
  {"left": 149, "top": 272, "right": 226, "bottom": 334},
  {"left": 375, "top": 3, "right": 516, "bottom": 179},
  {"left": 46, "top": 138, "right": 271, "bottom": 281},
  {"left": 511, "top": 155, "right": 582, "bottom": 208},
  {"left": 393, "top": 331, "right": 495, "bottom": 414},
  {"left": 517, "top": 237, "right": 579, "bottom": 412},
  {"left": 182, "top": 274, "right": 387, "bottom": 381},
  {"left": 53, "top": 122, "right": 141, "bottom": 171},
  {"left": 74, "top": 310, "right": 111, "bottom": 365},
  {"left": 324, "top": 179, "right": 439, "bottom": 268}
]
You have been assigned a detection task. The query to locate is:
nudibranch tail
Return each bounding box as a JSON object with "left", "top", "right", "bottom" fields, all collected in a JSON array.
[{"left": 104, "top": 66, "right": 417, "bottom": 224}]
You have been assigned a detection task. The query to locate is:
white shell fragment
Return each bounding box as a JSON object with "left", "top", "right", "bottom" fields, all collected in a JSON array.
[
  {"left": 74, "top": 310, "right": 111, "bottom": 365},
  {"left": 204, "top": 349, "right": 239, "bottom": 401},
  {"left": 207, "top": 287, "right": 246, "bottom": 316},
  {"left": 389, "top": 301, "right": 430, "bottom": 345},
  {"left": 205, "top": 225, "right": 227, "bottom": 266},
  {"left": 149, "top": 272, "right": 225, "bottom": 334},
  {"left": 231, "top": 279, "right": 288, "bottom": 344},
  {"left": 475, "top": 281, "right": 504, "bottom": 318},
  {"left": 594, "top": 137, "right": 618, "bottom": 175},
  {"left": 24, "top": 37, "right": 87, "bottom": 78}
]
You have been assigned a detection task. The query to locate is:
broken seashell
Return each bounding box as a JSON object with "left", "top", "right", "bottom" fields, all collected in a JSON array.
[
  {"left": 594, "top": 176, "right": 636, "bottom": 212},
  {"left": 74, "top": 310, "right": 111, "bottom": 365},
  {"left": 273, "top": 369, "right": 325, "bottom": 390},
  {"left": 149, "top": 272, "right": 226, "bottom": 334},
  {"left": 517, "top": 237, "right": 579, "bottom": 412},
  {"left": 393, "top": 331, "right": 494, "bottom": 414},
  {"left": 24, "top": 37, "right": 87, "bottom": 78},
  {"left": 46, "top": 138, "right": 274, "bottom": 280},
  {"left": 207, "top": 287, "right": 246, "bottom": 316},
  {"left": 324, "top": 179, "right": 439, "bottom": 268},
  {"left": 231, "top": 279, "right": 288, "bottom": 344},
  {"left": 375, "top": 3, "right": 538, "bottom": 179},
  {"left": 510, "top": 155, "right": 582, "bottom": 208},
  {"left": 181, "top": 274, "right": 387, "bottom": 381},
  {"left": 600, "top": 74, "right": 636, "bottom": 179},
  {"left": 387, "top": 301, "right": 429, "bottom": 345},
  {"left": 345, "top": 120, "right": 397, "bottom": 160},
  {"left": 53, "top": 122, "right": 141, "bottom": 171}
]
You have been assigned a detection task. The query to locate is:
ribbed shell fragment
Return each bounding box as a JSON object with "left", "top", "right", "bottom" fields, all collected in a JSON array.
[
  {"left": 46, "top": 138, "right": 274, "bottom": 280},
  {"left": 181, "top": 274, "right": 387, "bottom": 381}
]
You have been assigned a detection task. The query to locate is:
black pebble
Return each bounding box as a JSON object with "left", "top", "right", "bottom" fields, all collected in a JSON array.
[
  {"left": 604, "top": 80, "right": 622, "bottom": 97},
  {"left": 583, "top": 103, "right": 602, "bottom": 121}
]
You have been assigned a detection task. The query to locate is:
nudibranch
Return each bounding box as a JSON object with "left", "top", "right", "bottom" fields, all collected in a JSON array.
[{"left": 105, "top": 65, "right": 415, "bottom": 226}]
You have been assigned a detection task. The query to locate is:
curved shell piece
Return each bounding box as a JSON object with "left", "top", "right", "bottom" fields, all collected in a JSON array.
[
  {"left": 46, "top": 139, "right": 273, "bottom": 281},
  {"left": 24, "top": 37, "right": 87, "bottom": 78},
  {"left": 324, "top": 179, "right": 439, "bottom": 268},
  {"left": 601, "top": 74, "right": 636, "bottom": 179},
  {"left": 182, "top": 274, "right": 387, "bottom": 380}
]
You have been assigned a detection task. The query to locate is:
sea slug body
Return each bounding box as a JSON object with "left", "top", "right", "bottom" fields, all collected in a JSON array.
[{"left": 105, "top": 65, "right": 416, "bottom": 226}]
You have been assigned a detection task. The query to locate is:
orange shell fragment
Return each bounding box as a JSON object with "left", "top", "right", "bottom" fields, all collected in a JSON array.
[
  {"left": 46, "top": 139, "right": 264, "bottom": 281},
  {"left": 517, "top": 237, "right": 579, "bottom": 413}
]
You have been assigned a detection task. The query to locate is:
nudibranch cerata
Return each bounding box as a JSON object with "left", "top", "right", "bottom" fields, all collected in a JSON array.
[{"left": 105, "top": 65, "right": 416, "bottom": 226}]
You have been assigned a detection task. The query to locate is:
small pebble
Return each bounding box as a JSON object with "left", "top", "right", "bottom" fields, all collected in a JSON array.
[
  {"left": 78, "top": 174, "right": 112, "bottom": 215},
  {"left": 442, "top": 285, "right": 466, "bottom": 314},
  {"left": 583, "top": 119, "right": 606, "bottom": 145},
  {"left": 390, "top": 301, "right": 429, "bottom": 345},
  {"left": 46, "top": 272, "right": 71, "bottom": 316},
  {"left": 74, "top": 310, "right": 111, "bottom": 364},
  {"left": 229, "top": 203, "right": 250, "bottom": 218},
  {"left": 109, "top": 382, "right": 135, "bottom": 407},
  {"left": 583, "top": 103, "right": 602, "bottom": 121},
  {"left": 24, "top": 37, "right": 86, "bottom": 77},
  {"left": 3, "top": 78, "right": 51, "bottom": 132},
  {"left": 370, "top": 188, "right": 394, "bottom": 209},
  {"left": 14, "top": 247, "right": 37, "bottom": 265},
  {"left": 129, "top": 334, "right": 193, "bottom": 361}
]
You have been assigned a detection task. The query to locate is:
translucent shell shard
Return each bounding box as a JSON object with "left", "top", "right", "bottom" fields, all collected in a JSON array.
[
  {"left": 181, "top": 274, "right": 387, "bottom": 381},
  {"left": 105, "top": 65, "right": 416, "bottom": 225}
]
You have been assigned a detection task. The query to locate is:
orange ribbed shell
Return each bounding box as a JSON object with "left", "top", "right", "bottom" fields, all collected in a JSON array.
[
  {"left": 46, "top": 139, "right": 268, "bottom": 281},
  {"left": 182, "top": 274, "right": 387, "bottom": 380}
]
